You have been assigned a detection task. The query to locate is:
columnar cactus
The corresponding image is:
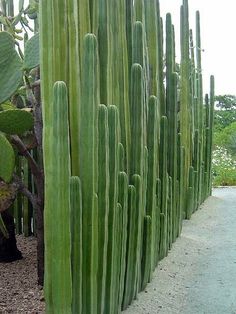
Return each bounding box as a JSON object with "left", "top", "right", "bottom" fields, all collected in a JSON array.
[
  {"left": 44, "top": 81, "right": 72, "bottom": 313},
  {"left": 39, "top": 0, "right": 215, "bottom": 313}
]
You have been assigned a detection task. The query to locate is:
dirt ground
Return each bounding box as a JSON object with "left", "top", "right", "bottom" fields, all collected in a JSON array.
[
  {"left": 0, "top": 236, "right": 45, "bottom": 313},
  {"left": 123, "top": 187, "right": 236, "bottom": 314},
  {"left": 0, "top": 187, "right": 235, "bottom": 313}
]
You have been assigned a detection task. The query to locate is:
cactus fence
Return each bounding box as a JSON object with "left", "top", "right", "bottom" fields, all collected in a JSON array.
[{"left": 40, "top": 0, "right": 214, "bottom": 313}]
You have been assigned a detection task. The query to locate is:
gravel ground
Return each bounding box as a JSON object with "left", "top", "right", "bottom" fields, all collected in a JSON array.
[
  {"left": 123, "top": 187, "right": 236, "bottom": 314},
  {"left": 0, "top": 236, "right": 45, "bottom": 314}
]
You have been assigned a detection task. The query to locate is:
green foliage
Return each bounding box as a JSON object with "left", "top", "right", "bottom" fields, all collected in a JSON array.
[
  {"left": 215, "top": 94, "right": 236, "bottom": 110},
  {"left": 0, "top": 102, "right": 16, "bottom": 111},
  {"left": 23, "top": 32, "right": 39, "bottom": 70},
  {"left": 214, "top": 122, "right": 236, "bottom": 155},
  {"left": 212, "top": 146, "right": 236, "bottom": 186},
  {"left": 0, "top": 109, "right": 34, "bottom": 134},
  {"left": 0, "top": 32, "right": 23, "bottom": 104},
  {"left": 214, "top": 109, "right": 236, "bottom": 131},
  {"left": 0, "top": 133, "right": 15, "bottom": 183},
  {"left": 213, "top": 95, "right": 236, "bottom": 185}
]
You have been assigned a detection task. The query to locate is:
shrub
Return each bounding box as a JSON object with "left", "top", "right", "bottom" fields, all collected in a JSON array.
[{"left": 212, "top": 146, "right": 236, "bottom": 186}]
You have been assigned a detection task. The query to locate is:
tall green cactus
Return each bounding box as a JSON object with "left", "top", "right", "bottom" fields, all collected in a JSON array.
[
  {"left": 79, "top": 33, "right": 99, "bottom": 314},
  {"left": 97, "top": 104, "right": 109, "bottom": 314},
  {"left": 39, "top": 1, "right": 215, "bottom": 313},
  {"left": 70, "top": 176, "right": 82, "bottom": 314},
  {"left": 44, "top": 81, "right": 72, "bottom": 314}
]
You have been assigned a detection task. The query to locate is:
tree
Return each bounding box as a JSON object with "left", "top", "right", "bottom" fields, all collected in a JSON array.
[
  {"left": 215, "top": 94, "right": 236, "bottom": 110},
  {"left": 214, "top": 95, "right": 236, "bottom": 131}
]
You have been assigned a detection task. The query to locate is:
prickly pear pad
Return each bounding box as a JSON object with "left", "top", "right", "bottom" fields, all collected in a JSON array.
[{"left": 0, "top": 109, "right": 34, "bottom": 135}]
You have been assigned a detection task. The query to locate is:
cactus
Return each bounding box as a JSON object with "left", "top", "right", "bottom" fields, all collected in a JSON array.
[
  {"left": 39, "top": 0, "right": 215, "bottom": 313},
  {"left": 141, "top": 215, "right": 152, "bottom": 289},
  {"left": 159, "top": 116, "right": 168, "bottom": 259},
  {"left": 0, "top": 109, "right": 34, "bottom": 134},
  {"left": 146, "top": 96, "right": 158, "bottom": 271},
  {"left": 0, "top": 32, "right": 23, "bottom": 104},
  {"left": 104, "top": 105, "right": 120, "bottom": 314},
  {"left": 79, "top": 33, "right": 99, "bottom": 314},
  {"left": 44, "top": 81, "right": 72, "bottom": 314},
  {"left": 23, "top": 32, "right": 39, "bottom": 70},
  {"left": 122, "top": 184, "right": 136, "bottom": 309},
  {"left": 97, "top": 104, "right": 109, "bottom": 314},
  {"left": 0, "top": 133, "right": 15, "bottom": 183},
  {"left": 117, "top": 171, "right": 128, "bottom": 310},
  {"left": 70, "top": 176, "right": 82, "bottom": 314}
]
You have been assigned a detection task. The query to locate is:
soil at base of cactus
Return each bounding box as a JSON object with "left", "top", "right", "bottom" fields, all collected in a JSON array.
[{"left": 0, "top": 235, "right": 45, "bottom": 313}]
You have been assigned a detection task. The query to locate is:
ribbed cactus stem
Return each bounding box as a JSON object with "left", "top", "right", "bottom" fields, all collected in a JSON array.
[
  {"left": 159, "top": 116, "right": 168, "bottom": 258},
  {"left": 6, "top": 0, "right": 14, "bottom": 16},
  {"left": 117, "top": 171, "right": 128, "bottom": 311},
  {"left": 143, "top": 0, "right": 158, "bottom": 95},
  {"left": 97, "top": 104, "right": 109, "bottom": 314},
  {"left": 105, "top": 105, "right": 120, "bottom": 314},
  {"left": 130, "top": 63, "right": 144, "bottom": 176},
  {"left": 70, "top": 176, "right": 82, "bottom": 314},
  {"left": 132, "top": 22, "right": 144, "bottom": 67},
  {"left": 44, "top": 81, "right": 72, "bottom": 314},
  {"left": 141, "top": 215, "right": 152, "bottom": 289},
  {"left": 122, "top": 185, "right": 136, "bottom": 309},
  {"left": 79, "top": 33, "right": 99, "bottom": 314},
  {"left": 146, "top": 95, "right": 158, "bottom": 270}
]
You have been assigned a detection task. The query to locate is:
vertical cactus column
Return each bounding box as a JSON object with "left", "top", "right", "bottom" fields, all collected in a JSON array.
[
  {"left": 104, "top": 105, "right": 120, "bottom": 314},
  {"left": 117, "top": 171, "right": 128, "bottom": 311},
  {"left": 79, "top": 33, "right": 99, "bottom": 314},
  {"left": 180, "top": 0, "right": 191, "bottom": 216},
  {"left": 165, "top": 14, "right": 178, "bottom": 242},
  {"left": 39, "top": 1, "right": 215, "bottom": 313},
  {"left": 97, "top": 104, "right": 109, "bottom": 314},
  {"left": 70, "top": 176, "right": 82, "bottom": 314},
  {"left": 44, "top": 81, "right": 72, "bottom": 314},
  {"left": 159, "top": 116, "right": 168, "bottom": 259},
  {"left": 146, "top": 96, "right": 158, "bottom": 271}
]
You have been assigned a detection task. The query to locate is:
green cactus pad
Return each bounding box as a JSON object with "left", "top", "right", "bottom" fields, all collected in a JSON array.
[
  {"left": 0, "top": 109, "right": 34, "bottom": 134},
  {"left": 0, "top": 32, "right": 23, "bottom": 104},
  {"left": 0, "top": 181, "right": 17, "bottom": 212},
  {"left": 23, "top": 33, "right": 39, "bottom": 70},
  {"left": 0, "top": 102, "right": 16, "bottom": 111},
  {"left": 0, "top": 133, "right": 15, "bottom": 183}
]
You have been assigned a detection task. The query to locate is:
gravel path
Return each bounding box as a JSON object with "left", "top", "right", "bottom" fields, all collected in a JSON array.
[
  {"left": 123, "top": 187, "right": 236, "bottom": 314},
  {"left": 0, "top": 236, "right": 45, "bottom": 313},
  {"left": 1, "top": 188, "right": 235, "bottom": 313}
]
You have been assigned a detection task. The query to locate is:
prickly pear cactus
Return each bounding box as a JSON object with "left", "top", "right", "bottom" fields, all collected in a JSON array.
[
  {"left": 0, "top": 102, "right": 15, "bottom": 111},
  {"left": 0, "top": 32, "right": 23, "bottom": 104},
  {"left": 0, "top": 181, "right": 17, "bottom": 212},
  {"left": 0, "top": 133, "right": 15, "bottom": 183},
  {"left": 23, "top": 33, "right": 39, "bottom": 70},
  {"left": 0, "top": 109, "right": 34, "bottom": 134}
]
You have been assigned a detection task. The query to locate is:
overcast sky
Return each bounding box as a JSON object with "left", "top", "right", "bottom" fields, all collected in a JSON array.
[
  {"left": 160, "top": 0, "right": 235, "bottom": 96},
  {"left": 16, "top": 0, "right": 234, "bottom": 96}
]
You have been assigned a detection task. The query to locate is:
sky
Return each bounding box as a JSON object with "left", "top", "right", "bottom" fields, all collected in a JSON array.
[
  {"left": 14, "top": 0, "right": 235, "bottom": 96},
  {"left": 160, "top": 0, "right": 236, "bottom": 96}
]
